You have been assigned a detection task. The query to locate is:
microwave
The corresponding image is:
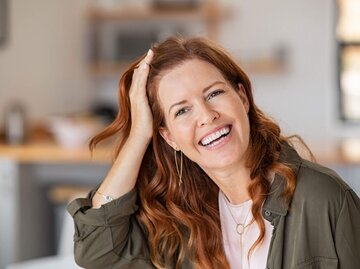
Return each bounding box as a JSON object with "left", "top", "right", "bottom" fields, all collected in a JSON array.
[
  {"left": 91, "top": 23, "right": 184, "bottom": 64},
  {"left": 114, "top": 31, "right": 159, "bottom": 61}
]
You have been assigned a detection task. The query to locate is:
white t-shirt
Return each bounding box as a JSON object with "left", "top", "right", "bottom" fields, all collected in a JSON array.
[{"left": 218, "top": 191, "right": 273, "bottom": 269}]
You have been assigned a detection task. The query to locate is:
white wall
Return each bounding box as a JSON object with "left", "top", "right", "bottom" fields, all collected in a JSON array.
[
  {"left": 219, "top": 0, "right": 360, "bottom": 155},
  {"left": 0, "top": 0, "right": 92, "bottom": 123}
]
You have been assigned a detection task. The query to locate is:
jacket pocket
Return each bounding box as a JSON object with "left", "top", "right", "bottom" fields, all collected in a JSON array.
[{"left": 294, "top": 256, "right": 338, "bottom": 269}]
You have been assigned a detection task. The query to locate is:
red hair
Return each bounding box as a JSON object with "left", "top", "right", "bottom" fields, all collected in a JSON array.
[{"left": 90, "top": 37, "right": 297, "bottom": 268}]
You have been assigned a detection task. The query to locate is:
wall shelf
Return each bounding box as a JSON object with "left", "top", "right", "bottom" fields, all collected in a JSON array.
[{"left": 87, "top": 5, "right": 214, "bottom": 22}]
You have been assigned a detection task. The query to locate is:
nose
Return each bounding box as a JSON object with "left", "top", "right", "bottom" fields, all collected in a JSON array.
[{"left": 197, "top": 103, "right": 219, "bottom": 127}]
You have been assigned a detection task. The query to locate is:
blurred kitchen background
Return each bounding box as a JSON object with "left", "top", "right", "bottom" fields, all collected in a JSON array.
[{"left": 0, "top": 0, "right": 359, "bottom": 268}]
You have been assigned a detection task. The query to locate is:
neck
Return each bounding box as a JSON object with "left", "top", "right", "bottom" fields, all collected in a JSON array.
[{"left": 203, "top": 163, "right": 252, "bottom": 205}]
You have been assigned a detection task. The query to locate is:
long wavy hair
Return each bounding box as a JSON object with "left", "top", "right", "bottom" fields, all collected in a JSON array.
[{"left": 90, "top": 37, "right": 299, "bottom": 269}]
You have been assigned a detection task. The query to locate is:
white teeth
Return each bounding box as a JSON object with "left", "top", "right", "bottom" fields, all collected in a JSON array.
[{"left": 200, "top": 126, "right": 230, "bottom": 146}]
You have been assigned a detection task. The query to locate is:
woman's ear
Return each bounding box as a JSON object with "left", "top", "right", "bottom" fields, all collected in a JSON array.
[
  {"left": 159, "top": 127, "right": 179, "bottom": 150},
  {"left": 237, "top": 83, "right": 249, "bottom": 113}
]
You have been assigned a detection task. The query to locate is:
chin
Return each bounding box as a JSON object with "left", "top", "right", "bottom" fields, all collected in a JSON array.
[{"left": 203, "top": 155, "right": 241, "bottom": 171}]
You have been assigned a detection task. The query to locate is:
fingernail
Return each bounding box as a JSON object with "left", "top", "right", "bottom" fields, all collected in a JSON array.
[
  {"left": 147, "top": 49, "right": 152, "bottom": 56},
  {"left": 141, "top": 63, "right": 148, "bottom": 70}
]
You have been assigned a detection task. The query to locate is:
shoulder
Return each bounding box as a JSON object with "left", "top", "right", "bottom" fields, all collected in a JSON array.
[
  {"left": 292, "top": 159, "right": 351, "bottom": 212},
  {"left": 297, "top": 160, "right": 350, "bottom": 194}
]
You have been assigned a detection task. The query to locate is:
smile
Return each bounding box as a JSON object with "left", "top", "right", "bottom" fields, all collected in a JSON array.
[{"left": 199, "top": 125, "right": 231, "bottom": 147}]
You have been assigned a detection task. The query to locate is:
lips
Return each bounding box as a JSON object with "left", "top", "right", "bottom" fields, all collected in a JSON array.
[{"left": 199, "top": 125, "right": 231, "bottom": 146}]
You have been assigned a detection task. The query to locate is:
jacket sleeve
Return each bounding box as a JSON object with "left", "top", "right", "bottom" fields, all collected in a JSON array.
[
  {"left": 67, "top": 188, "right": 155, "bottom": 269},
  {"left": 335, "top": 189, "right": 360, "bottom": 268}
]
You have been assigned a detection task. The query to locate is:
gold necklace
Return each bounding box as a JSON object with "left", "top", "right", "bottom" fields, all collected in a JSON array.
[{"left": 221, "top": 192, "right": 253, "bottom": 235}]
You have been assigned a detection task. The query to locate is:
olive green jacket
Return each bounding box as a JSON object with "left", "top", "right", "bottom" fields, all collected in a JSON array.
[{"left": 67, "top": 145, "right": 360, "bottom": 268}]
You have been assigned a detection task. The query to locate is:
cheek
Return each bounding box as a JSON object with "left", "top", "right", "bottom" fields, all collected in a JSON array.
[
  {"left": 241, "top": 116, "right": 251, "bottom": 147},
  {"left": 170, "top": 121, "right": 197, "bottom": 146},
  {"left": 232, "top": 101, "right": 250, "bottom": 140}
]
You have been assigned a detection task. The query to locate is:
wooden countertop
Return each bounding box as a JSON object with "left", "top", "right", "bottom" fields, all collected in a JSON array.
[
  {"left": 0, "top": 139, "right": 359, "bottom": 165},
  {"left": 0, "top": 142, "right": 112, "bottom": 164}
]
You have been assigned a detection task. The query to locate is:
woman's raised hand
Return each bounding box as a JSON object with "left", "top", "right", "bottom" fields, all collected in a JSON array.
[
  {"left": 92, "top": 49, "right": 155, "bottom": 208},
  {"left": 128, "top": 49, "right": 154, "bottom": 142}
]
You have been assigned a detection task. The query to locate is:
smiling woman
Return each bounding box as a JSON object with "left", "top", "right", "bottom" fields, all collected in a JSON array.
[{"left": 67, "top": 37, "right": 360, "bottom": 269}]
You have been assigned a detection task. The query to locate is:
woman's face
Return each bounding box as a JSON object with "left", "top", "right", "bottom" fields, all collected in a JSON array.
[{"left": 158, "top": 59, "right": 251, "bottom": 173}]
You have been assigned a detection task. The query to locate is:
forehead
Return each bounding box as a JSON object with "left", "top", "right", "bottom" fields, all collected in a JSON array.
[{"left": 157, "top": 59, "right": 225, "bottom": 107}]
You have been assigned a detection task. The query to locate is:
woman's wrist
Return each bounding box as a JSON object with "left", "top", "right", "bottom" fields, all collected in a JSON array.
[{"left": 128, "top": 129, "right": 152, "bottom": 146}]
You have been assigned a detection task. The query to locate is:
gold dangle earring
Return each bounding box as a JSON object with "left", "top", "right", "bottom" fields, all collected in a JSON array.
[{"left": 174, "top": 149, "right": 183, "bottom": 186}]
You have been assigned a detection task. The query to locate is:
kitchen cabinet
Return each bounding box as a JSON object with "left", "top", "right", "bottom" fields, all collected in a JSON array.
[{"left": 0, "top": 144, "right": 110, "bottom": 269}]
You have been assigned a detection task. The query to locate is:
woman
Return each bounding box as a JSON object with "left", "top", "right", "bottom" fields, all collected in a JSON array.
[{"left": 67, "top": 37, "right": 360, "bottom": 269}]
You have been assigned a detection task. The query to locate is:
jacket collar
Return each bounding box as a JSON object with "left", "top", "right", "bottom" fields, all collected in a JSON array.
[{"left": 262, "top": 143, "right": 302, "bottom": 224}]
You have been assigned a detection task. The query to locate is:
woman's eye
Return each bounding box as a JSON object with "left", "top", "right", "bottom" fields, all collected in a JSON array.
[
  {"left": 207, "top": 89, "right": 224, "bottom": 100},
  {"left": 175, "top": 107, "right": 189, "bottom": 117}
]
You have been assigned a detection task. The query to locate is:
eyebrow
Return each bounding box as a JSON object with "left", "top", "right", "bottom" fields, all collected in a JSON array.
[{"left": 168, "top": 81, "right": 225, "bottom": 114}]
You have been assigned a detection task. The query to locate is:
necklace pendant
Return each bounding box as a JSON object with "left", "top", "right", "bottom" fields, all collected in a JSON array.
[{"left": 236, "top": 224, "right": 245, "bottom": 235}]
